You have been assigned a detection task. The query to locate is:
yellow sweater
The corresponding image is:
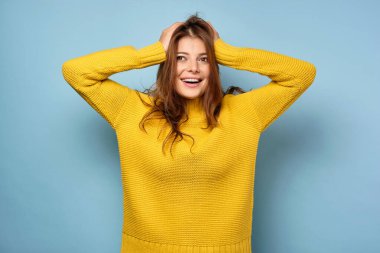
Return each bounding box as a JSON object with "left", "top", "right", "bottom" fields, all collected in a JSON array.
[{"left": 62, "top": 38, "right": 316, "bottom": 252}]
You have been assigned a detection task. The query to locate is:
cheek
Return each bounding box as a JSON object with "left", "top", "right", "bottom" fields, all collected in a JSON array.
[
  {"left": 203, "top": 66, "right": 211, "bottom": 77},
  {"left": 176, "top": 64, "right": 186, "bottom": 75}
]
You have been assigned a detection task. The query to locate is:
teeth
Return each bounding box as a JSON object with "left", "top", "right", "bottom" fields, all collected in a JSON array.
[{"left": 182, "top": 78, "right": 200, "bottom": 83}]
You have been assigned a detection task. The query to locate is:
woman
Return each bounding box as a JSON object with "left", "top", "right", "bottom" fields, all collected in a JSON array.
[{"left": 62, "top": 14, "right": 316, "bottom": 253}]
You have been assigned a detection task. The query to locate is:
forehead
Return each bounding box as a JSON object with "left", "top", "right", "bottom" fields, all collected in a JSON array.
[{"left": 177, "top": 36, "right": 207, "bottom": 53}]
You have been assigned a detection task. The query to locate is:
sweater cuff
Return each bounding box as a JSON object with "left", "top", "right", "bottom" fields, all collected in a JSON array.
[
  {"left": 214, "top": 38, "right": 243, "bottom": 68},
  {"left": 137, "top": 41, "right": 166, "bottom": 68}
]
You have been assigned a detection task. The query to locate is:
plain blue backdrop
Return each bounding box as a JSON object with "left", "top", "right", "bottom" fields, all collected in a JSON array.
[{"left": 1, "top": 0, "right": 379, "bottom": 252}]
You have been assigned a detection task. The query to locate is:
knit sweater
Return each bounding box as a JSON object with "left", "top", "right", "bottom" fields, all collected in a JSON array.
[{"left": 62, "top": 38, "right": 316, "bottom": 253}]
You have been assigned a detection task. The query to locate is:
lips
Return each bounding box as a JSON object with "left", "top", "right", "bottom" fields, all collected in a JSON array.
[{"left": 180, "top": 78, "right": 203, "bottom": 88}]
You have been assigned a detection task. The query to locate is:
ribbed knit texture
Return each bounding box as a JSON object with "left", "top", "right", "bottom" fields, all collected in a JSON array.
[{"left": 62, "top": 38, "right": 316, "bottom": 253}]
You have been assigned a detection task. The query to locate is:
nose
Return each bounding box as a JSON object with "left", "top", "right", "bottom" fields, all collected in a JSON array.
[{"left": 187, "top": 59, "right": 199, "bottom": 73}]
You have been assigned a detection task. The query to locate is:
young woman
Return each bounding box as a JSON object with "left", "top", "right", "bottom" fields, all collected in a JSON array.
[{"left": 62, "top": 15, "right": 316, "bottom": 253}]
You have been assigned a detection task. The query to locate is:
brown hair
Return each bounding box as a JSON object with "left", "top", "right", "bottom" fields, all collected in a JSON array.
[{"left": 137, "top": 14, "right": 244, "bottom": 156}]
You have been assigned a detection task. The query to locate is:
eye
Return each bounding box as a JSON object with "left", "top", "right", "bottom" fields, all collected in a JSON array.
[
  {"left": 176, "top": 55, "right": 186, "bottom": 61},
  {"left": 199, "top": 56, "right": 208, "bottom": 62}
]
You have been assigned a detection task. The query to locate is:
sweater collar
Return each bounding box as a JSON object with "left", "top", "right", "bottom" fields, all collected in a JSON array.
[{"left": 184, "top": 97, "right": 207, "bottom": 123}]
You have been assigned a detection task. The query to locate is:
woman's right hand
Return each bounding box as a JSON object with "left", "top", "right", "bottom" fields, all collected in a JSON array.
[{"left": 159, "top": 22, "right": 183, "bottom": 52}]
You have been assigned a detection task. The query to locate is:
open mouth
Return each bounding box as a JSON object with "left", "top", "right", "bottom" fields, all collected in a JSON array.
[{"left": 181, "top": 78, "right": 203, "bottom": 87}]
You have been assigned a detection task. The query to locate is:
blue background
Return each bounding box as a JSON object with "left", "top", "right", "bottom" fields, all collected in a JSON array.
[{"left": 1, "top": 0, "right": 379, "bottom": 252}]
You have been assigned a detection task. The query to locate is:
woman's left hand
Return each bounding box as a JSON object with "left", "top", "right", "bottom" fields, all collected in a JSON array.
[{"left": 207, "top": 21, "right": 220, "bottom": 41}]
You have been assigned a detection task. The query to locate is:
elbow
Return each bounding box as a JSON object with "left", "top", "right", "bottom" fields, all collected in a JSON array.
[
  {"left": 62, "top": 59, "right": 81, "bottom": 87},
  {"left": 309, "top": 63, "right": 317, "bottom": 83},
  {"left": 62, "top": 60, "right": 74, "bottom": 79},
  {"left": 302, "top": 62, "right": 317, "bottom": 88}
]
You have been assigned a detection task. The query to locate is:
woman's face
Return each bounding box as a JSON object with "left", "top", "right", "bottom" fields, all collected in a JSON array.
[{"left": 175, "top": 36, "right": 210, "bottom": 100}]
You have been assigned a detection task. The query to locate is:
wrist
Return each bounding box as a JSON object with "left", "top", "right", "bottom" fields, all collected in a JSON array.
[
  {"left": 214, "top": 38, "right": 241, "bottom": 67},
  {"left": 137, "top": 41, "right": 167, "bottom": 67}
]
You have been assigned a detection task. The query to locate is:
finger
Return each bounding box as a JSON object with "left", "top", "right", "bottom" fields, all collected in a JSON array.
[
  {"left": 207, "top": 21, "right": 216, "bottom": 31},
  {"left": 167, "top": 22, "right": 182, "bottom": 32}
]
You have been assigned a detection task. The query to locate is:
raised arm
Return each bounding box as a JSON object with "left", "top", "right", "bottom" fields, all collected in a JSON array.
[
  {"left": 214, "top": 38, "right": 317, "bottom": 132},
  {"left": 61, "top": 42, "right": 166, "bottom": 129}
]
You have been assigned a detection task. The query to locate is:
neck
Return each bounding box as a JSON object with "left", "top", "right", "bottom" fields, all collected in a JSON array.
[{"left": 185, "top": 97, "right": 205, "bottom": 119}]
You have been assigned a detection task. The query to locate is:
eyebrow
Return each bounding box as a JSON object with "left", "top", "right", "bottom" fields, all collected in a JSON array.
[{"left": 177, "top": 52, "right": 208, "bottom": 56}]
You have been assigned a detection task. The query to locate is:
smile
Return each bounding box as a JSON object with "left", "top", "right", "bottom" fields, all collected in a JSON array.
[{"left": 181, "top": 78, "right": 203, "bottom": 88}]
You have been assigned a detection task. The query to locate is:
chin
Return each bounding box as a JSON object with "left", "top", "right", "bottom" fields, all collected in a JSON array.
[
  {"left": 177, "top": 92, "right": 202, "bottom": 100},
  {"left": 185, "top": 95, "right": 202, "bottom": 100},
  {"left": 176, "top": 89, "right": 205, "bottom": 100}
]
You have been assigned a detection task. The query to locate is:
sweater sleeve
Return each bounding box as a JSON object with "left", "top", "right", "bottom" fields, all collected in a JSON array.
[
  {"left": 61, "top": 41, "right": 166, "bottom": 129},
  {"left": 214, "top": 38, "right": 317, "bottom": 132}
]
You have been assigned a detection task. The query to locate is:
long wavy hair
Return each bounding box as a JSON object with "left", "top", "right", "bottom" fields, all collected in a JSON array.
[{"left": 137, "top": 14, "right": 244, "bottom": 156}]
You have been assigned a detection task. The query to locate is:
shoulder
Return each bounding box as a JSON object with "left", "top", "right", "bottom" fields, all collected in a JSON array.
[
  {"left": 222, "top": 90, "right": 257, "bottom": 108},
  {"left": 114, "top": 87, "right": 154, "bottom": 118},
  {"left": 220, "top": 91, "right": 261, "bottom": 130}
]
